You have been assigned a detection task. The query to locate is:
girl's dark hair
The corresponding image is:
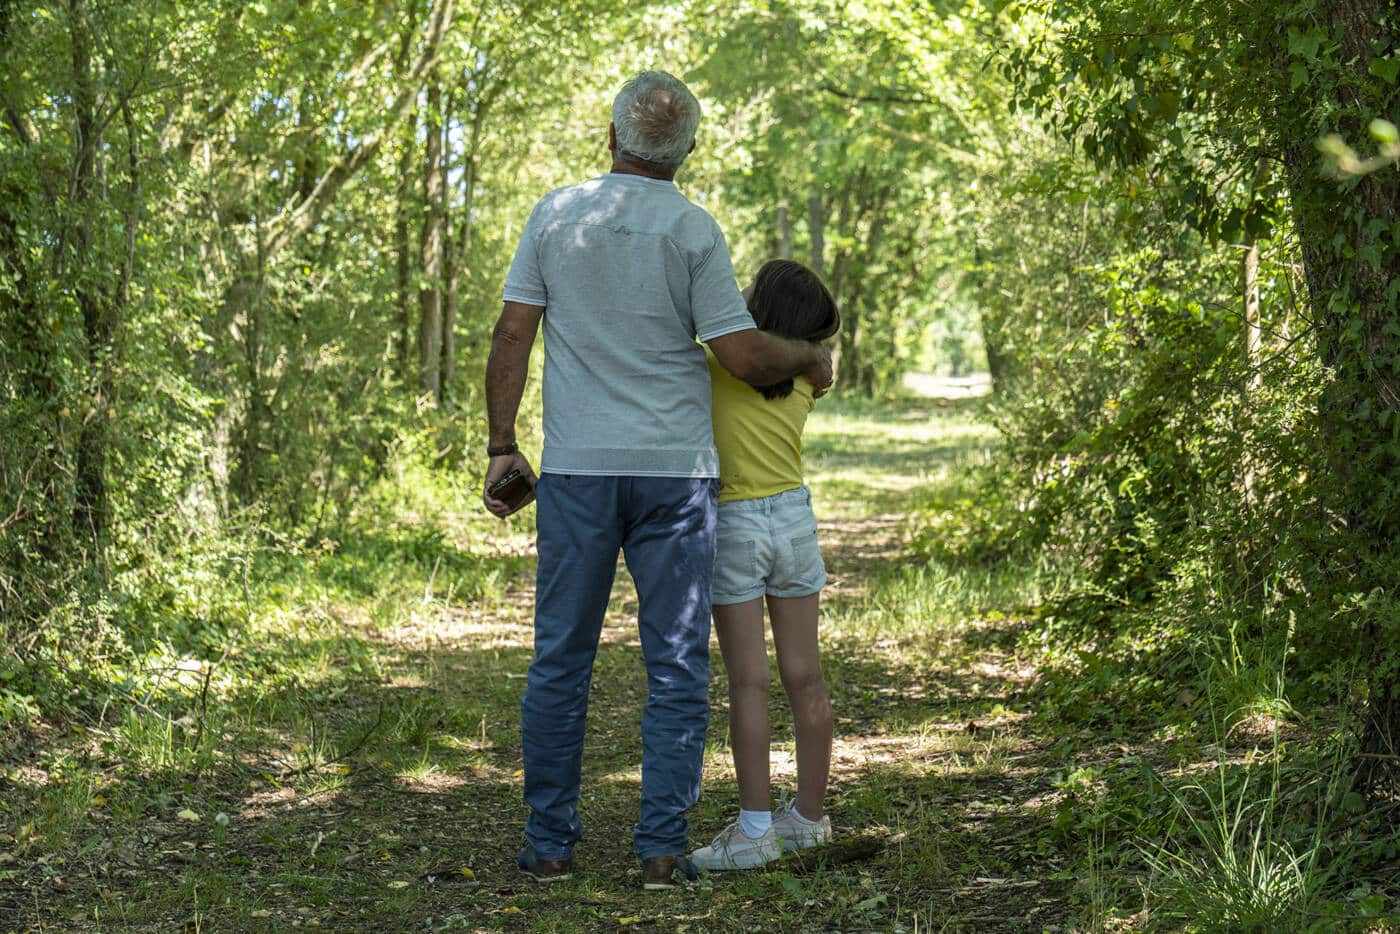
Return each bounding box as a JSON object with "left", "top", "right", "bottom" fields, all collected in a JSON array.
[{"left": 747, "top": 259, "right": 840, "bottom": 400}]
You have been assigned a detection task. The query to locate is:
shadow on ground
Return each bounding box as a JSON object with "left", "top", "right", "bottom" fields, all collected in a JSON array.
[{"left": 2, "top": 391, "right": 1088, "bottom": 932}]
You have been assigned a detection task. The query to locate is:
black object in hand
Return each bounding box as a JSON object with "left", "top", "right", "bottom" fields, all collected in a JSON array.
[{"left": 487, "top": 469, "right": 533, "bottom": 514}]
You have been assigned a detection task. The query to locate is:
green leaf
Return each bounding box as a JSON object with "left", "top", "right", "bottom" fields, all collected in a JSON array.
[
  {"left": 1360, "top": 894, "right": 1387, "bottom": 916},
  {"left": 1289, "top": 60, "right": 1310, "bottom": 90},
  {"left": 1369, "top": 57, "right": 1400, "bottom": 84},
  {"left": 1287, "top": 27, "right": 1325, "bottom": 61},
  {"left": 1359, "top": 243, "right": 1382, "bottom": 271}
]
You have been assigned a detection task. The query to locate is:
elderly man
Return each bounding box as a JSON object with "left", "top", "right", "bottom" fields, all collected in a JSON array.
[{"left": 483, "top": 70, "right": 832, "bottom": 889}]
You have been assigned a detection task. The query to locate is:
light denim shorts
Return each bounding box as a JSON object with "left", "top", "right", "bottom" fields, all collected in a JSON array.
[{"left": 713, "top": 485, "right": 827, "bottom": 605}]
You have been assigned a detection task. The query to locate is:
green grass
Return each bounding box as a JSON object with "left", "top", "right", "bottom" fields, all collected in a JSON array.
[{"left": 3, "top": 389, "right": 1398, "bottom": 931}]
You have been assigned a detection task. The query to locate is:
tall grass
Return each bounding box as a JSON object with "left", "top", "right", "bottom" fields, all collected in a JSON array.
[
  {"left": 1144, "top": 764, "right": 1339, "bottom": 931},
  {"left": 1142, "top": 642, "right": 1349, "bottom": 932}
]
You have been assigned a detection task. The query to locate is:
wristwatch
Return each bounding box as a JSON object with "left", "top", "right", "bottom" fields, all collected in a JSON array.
[{"left": 487, "top": 441, "right": 518, "bottom": 457}]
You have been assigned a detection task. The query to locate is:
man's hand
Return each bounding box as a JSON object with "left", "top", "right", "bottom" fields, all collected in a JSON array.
[
  {"left": 483, "top": 452, "right": 538, "bottom": 518},
  {"left": 804, "top": 344, "right": 834, "bottom": 398}
]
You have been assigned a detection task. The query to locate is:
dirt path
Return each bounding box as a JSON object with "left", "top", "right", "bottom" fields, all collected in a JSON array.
[{"left": 3, "top": 394, "right": 1086, "bottom": 932}]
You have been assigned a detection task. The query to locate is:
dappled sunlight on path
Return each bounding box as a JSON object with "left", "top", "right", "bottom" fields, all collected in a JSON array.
[{"left": 2, "top": 393, "right": 1088, "bottom": 932}]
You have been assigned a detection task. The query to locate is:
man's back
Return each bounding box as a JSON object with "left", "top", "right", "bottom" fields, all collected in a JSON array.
[{"left": 503, "top": 173, "right": 754, "bottom": 479}]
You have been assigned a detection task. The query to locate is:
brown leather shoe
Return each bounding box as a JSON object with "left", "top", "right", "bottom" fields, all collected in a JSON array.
[
  {"left": 642, "top": 854, "right": 699, "bottom": 890},
  {"left": 517, "top": 846, "right": 573, "bottom": 882}
]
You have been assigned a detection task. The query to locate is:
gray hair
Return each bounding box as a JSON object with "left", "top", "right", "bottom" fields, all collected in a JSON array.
[{"left": 611, "top": 71, "right": 701, "bottom": 172}]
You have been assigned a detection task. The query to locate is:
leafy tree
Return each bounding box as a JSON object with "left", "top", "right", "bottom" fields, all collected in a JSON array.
[
  {"left": 0, "top": 0, "right": 649, "bottom": 694},
  {"left": 1003, "top": 0, "right": 1400, "bottom": 784}
]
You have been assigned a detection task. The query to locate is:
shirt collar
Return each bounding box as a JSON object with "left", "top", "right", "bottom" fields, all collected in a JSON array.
[{"left": 601, "top": 172, "right": 677, "bottom": 189}]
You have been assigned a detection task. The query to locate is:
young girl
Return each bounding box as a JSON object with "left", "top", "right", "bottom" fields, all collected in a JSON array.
[{"left": 691, "top": 259, "right": 839, "bottom": 871}]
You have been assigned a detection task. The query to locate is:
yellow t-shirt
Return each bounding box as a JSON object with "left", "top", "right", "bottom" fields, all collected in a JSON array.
[{"left": 707, "top": 347, "right": 815, "bottom": 504}]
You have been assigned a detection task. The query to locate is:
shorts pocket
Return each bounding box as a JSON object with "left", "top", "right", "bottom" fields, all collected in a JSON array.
[
  {"left": 765, "top": 539, "right": 825, "bottom": 598},
  {"left": 714, "top": 537, "right": 760, "bottom": 600},
  {"left": 788, "top": 530, "right": 824, "bottom": 587}
]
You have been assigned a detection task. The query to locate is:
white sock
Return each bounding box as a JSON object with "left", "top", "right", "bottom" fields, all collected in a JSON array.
[
  {"left": 789, "top": 804, "right": 819, "bottom": 825},
  {"left": 739, "top": 808, "right": 772, "bottom": 838}
]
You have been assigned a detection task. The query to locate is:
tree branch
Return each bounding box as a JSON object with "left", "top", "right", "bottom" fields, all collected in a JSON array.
[
  {"left": 260, "top": 0, "right": 456, "bottom": 261},
  {"left": 820, "top": 83, "right": 937, "bottom": 107},
  {"left": 3, "top": 103, "right": 36, "bottom": 146}
]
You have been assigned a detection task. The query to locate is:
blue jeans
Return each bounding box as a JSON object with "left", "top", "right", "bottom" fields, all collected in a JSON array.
[{"left": 521, "top": 473, "right": 717, "bottom": 861}]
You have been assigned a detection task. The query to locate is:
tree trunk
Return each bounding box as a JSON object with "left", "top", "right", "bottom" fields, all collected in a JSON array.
[
  {"left": 392, "top": 5, "right": 419, "bottom": 385},
  {"left": 440, "top": 259, "right": 457, "bottom": 404},
  {"left": 446, "top": 99, "right": 486, "bottom": 389},
  {"left": 1243, "top": 242, "right": 1261, "bottom": 380},
  {"left": 68, "top": 0, "right": 112, "bottom": 552},
  {"left": 1243, "top": 157, "right": 1268, "bottom": 394},
  {"left": 1241, "top": 219, "right": 1262, "bottom": 499},
  {"left": 807, "top": 184, "right": 825, "bottom": 279},
  {"left": 843, "top": 194, "right": 890, "bottom": 396},
  {"left": 395, "top": 111, "right": 417, "bottom": 384},
  {"left": 831, "top": 176, "right": 874, "bottom": 393},
  {"left": 417, "top": 73, "right": 444, "bottom": 400},
  {"left": 827, "top": 175, "right": 861, "bottom": 307},
  {"left": 1281, "top": 0, "right": 1400, "bottom": 792},
  {"left": 1321, "top": 3, "right": 1400, "bottom": 788},
  {"left": 437, "top": 102, "right": 456, "bottom": 405},
  {"left": 981, "top": 313, "right": 1010, "bottom": 393},
  {"left": 228, "top": 267, "right": 266, "bottom": 504},
  {"left": 972, "top": 244, "right": 1010, "bottom": 393},
  {"left": 775, "top": 203, "right": 793, "bottom": 259}
]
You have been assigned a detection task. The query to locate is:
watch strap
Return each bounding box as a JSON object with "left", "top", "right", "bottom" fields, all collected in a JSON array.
[{"left": 487, "top": 441, "right": 518, "bottom": 457}]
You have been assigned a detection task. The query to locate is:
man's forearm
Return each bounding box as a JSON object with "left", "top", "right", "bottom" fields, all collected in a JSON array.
[
  {"left": 485, "top": 302, "right": 544, "bottom": 447},
  {"left": 486, "top": 330, "right": 532, "bottom": 448},
  {"left": 707, "top": 327, "right": 832, "bottom": 390}
]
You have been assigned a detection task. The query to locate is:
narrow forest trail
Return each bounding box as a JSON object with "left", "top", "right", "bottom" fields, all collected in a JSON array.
[{"left": 5, "top": 391, "right": 1091, "bottom": 932}]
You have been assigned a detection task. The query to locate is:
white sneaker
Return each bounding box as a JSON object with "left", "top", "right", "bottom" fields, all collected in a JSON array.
[
  {"left": 772, "top": 801, "right": 831, "bottom": 851},
  {"left": 690, "top": 820, "right": 783, "bottom": 870}
]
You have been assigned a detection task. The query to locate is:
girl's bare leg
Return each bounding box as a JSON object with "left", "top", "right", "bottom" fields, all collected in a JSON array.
[
  {"left": 768, "top": 592, "right": 831, "bottom": 820},
  {"left": 713, "top": 598, "right": 771, "bottom": 813}
]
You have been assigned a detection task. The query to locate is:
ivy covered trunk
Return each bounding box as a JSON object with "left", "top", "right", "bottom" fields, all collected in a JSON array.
[
  {"left": 1285, "top": 0, "right": 1400, "bottom": 788},
  {"left": 68, "top": 0, "right": 112, "bottom": 551}
]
